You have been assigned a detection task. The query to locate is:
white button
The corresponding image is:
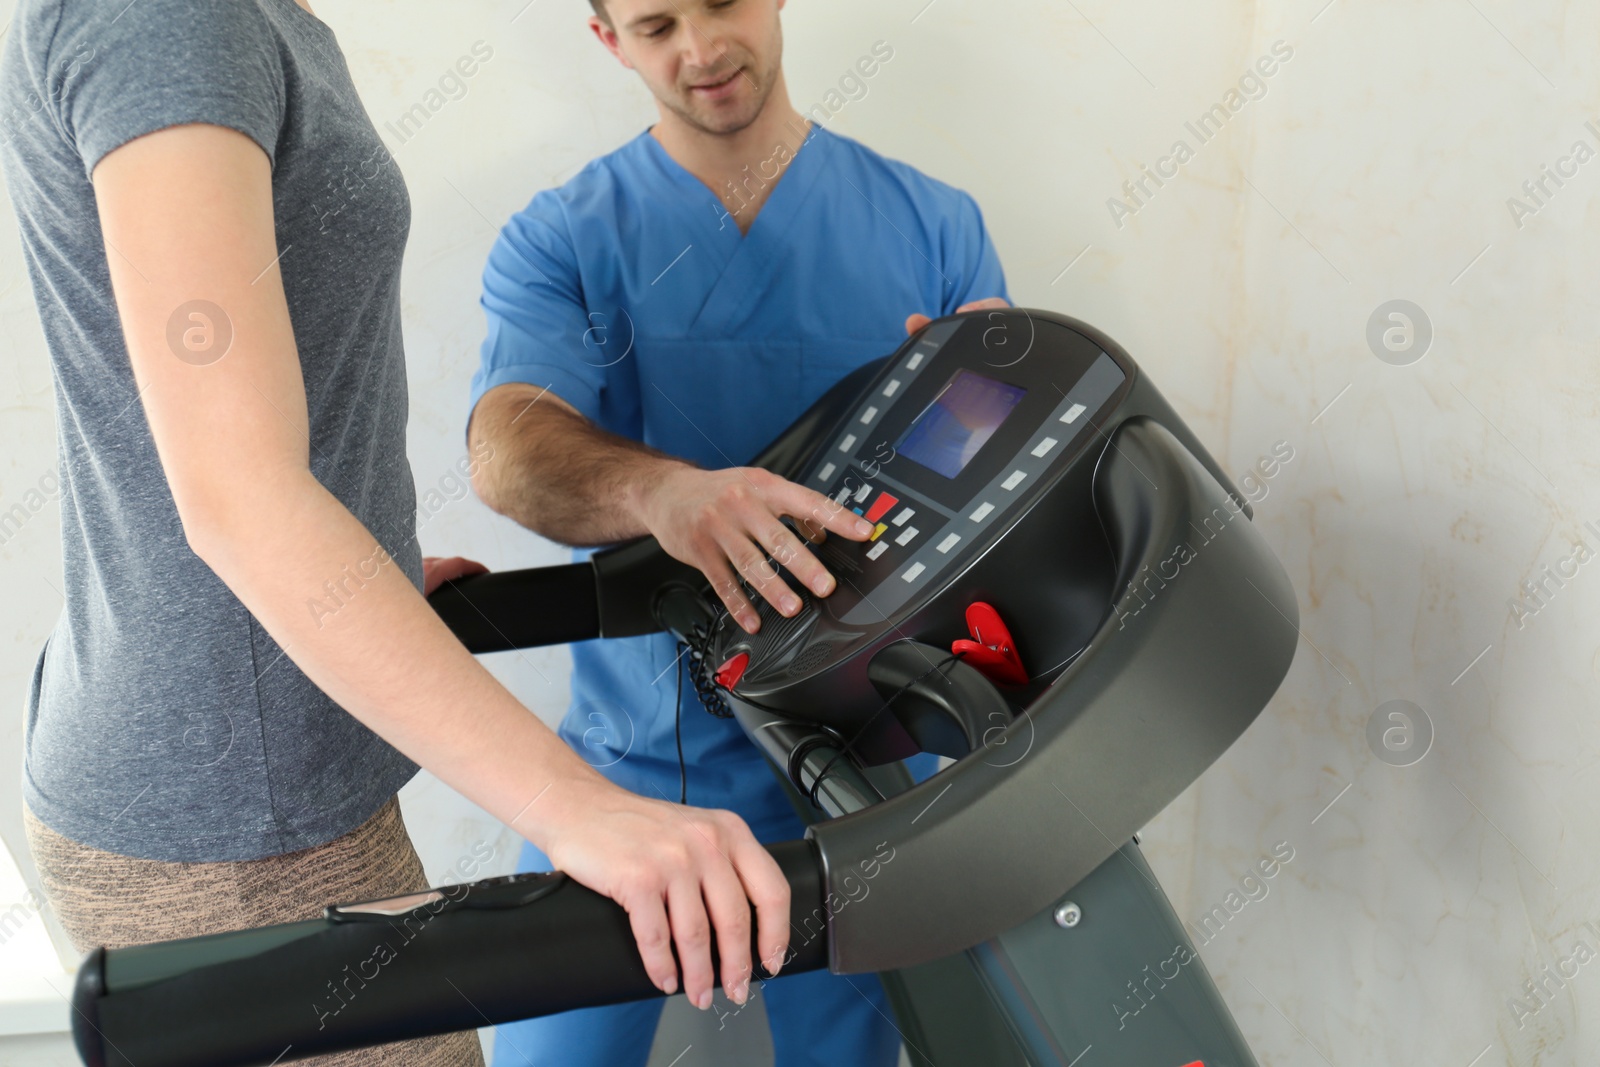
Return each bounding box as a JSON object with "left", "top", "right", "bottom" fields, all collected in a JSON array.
[
  {"left": 834, "top": 487, "right": 853, "bottom": 504},
  {"left": 1002, "top": 470, "right": 1026, "bottom": 491},
  {"left": 860, "top": 406, "right": 878, "bottom": 424},
  {"left": 937, "top": 533, "right": 961, "bottom": 553},
  {"left": 839, "top": 434, "right": 856, "bottom": 452},
  {"left": 891, "top": 507, "right": 915, "bottom": 526},
  {"left": 902, "top": 562, "right": 925, "bottom": 582},
  {"left": 818, "top": 462, "right": 836, "bottom": 481},
  {"left": 853, "top": 483, "right": 873, "bottom": 503},
  {"left": 970, "top": 502, "right": 995, "bottom": 522},
  {"left": 1031, "top": 437, "right": 1058, "bottom": 458},
  {"left": 906, "top": 351, "right": 925, "bottom": 369},
  {"left": 1060, "top": 402, "right": 1086, "bottom": 424},
  {"left": 883, "top": 379, "right": 902, "bottom": 397},
  {"left": 867, "top": 541, "right": 888, "bottom": 561},
  {"left": 895, "top": 526, "right": 919, "bottom": 546}
]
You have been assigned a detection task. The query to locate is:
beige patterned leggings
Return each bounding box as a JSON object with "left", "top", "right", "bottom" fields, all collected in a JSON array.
[{"left": 23, "top": 795, "right": 486, "bottom": 1066}]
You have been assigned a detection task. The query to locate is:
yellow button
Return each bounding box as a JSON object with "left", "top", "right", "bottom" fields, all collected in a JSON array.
[{"left": 870, "top": 523, "right": 888, "bottom": 542}]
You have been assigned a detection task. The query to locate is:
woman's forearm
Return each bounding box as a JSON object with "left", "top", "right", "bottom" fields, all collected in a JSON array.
[{"left": 188, "top": 466, "right": 602, "bottom": 853}]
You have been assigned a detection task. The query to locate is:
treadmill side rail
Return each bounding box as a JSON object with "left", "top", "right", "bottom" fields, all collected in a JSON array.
[
  {"left": 427, "top": 562, "right": 599, "bottom": 653},
  {"left": 70, "top": 842, "right": 829, "bottom": 1067}
]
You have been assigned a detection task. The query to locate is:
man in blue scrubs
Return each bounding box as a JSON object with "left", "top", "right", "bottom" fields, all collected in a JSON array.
[{"left": 467, "top": 1, "right": 1008, "bottom": 1063}]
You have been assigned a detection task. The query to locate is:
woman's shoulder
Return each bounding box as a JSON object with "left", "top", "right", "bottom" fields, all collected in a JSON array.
[
  {"left": 16, "top": 0, "right": 282, "bottom": 39},
  {"left": 4, "top": 0, "right": 283, "bottom": 90},
  {"left": 1, "top": 0, "right": 297, "bottom": 178}
]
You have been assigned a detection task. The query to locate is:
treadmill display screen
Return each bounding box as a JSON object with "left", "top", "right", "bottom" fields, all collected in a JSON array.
[{"left": 894, "top": 369, "right": 1027, "bottom": 479}]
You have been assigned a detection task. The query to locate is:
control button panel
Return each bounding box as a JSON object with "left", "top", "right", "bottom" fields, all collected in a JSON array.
[
  {"left": 813, "top": 468, "right": 954, "bottom": 597},
  {"left": 800, "top": 317, "right": 1127, "bottom": 629}
]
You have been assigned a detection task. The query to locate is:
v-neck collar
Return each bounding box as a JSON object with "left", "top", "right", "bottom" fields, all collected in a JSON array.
[{"left": 635, "top": 123, "right": 830, "bottom": 250}]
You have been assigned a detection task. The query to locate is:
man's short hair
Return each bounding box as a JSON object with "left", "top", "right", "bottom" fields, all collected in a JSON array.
[{"left": 589, "top": 0, "right": 609, "bottom": 24}]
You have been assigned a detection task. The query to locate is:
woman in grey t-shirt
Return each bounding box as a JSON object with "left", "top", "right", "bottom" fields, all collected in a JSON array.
[{"left": 0, "top": 0, "right": 790, "bottom": 1057}]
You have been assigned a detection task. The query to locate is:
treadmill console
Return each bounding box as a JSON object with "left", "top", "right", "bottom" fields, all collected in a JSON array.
[
  {"left": 718, "top": 312, "right": 1132, "bottom": 719},
  {"left": 804, "top": 316, "right": 1126, "bottom": 623}
]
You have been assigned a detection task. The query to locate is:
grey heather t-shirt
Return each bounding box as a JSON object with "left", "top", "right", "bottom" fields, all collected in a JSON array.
[{"left": 0, "top": 0, "right": 423, "bottom": 861}]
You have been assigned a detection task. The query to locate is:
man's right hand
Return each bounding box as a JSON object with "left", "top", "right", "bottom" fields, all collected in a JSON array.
[
  {"left": 636, "top": 464, "right": 875, "bottom": 634},
  {"left": 536, "top": 775, "right": 792, "bottom": 1009}
]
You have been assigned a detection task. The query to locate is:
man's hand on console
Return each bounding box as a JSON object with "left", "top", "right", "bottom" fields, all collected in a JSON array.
[
  {"left": 636, "top": 464, "right": 874, "bottom": 635},
  {"left": 904, "top": 296, "right": 1011, "bottom": 336}
]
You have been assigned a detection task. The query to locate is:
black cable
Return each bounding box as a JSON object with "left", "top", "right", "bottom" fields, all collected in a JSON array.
[
  {"left": 681, "top": 620, "right": 733, "bottom": 719},
  {"left": 673, "top": 642, "right": 688, "bottom": 805},
  {"left": 802, "top": 650, "right": 967, "bottom": 810},
  {"left": 678, "top": 582, "right": 973, "bottom": 809},
  {"left": 708, "top": 646, "right": 974, "bottom": 811}
]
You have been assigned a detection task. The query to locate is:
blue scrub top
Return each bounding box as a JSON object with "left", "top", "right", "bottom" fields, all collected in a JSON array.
[{"left": 470, "top": 126, "right": 1007, "bottom": 835}]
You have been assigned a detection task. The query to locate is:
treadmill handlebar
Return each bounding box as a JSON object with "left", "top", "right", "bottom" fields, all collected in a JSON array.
[
  {"left": 71, "top": 840, "right": 828, "bottom": 1067},
  {"left": 425, "top": 561, "right": 598, "bottom": 653}
]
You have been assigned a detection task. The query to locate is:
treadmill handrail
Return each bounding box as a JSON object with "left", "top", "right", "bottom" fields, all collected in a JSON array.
[
  {"left": 426, "top": 356, "right": 889, "bottom": 650},
  {"left": 427, "top": 562, "right": 598, "bottom": 653},
  {"left": 805, "top": 417, "right": 1301, "bottom": 973},
  {"left": 71, "top": 842, "right": 830, "bottom": 1067}
]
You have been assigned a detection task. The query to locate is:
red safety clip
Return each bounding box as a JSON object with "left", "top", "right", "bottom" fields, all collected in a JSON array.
[
  {"left": 713, "top": 651, "right": 750, "bottom": 690},
  {"left": 950, "top": 601, "right": 1027, "bottom": 686}
]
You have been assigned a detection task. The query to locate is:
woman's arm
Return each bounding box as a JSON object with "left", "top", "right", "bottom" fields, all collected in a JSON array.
[{"left": 90, "top": 122, "right": 785, "bottom": 1009}]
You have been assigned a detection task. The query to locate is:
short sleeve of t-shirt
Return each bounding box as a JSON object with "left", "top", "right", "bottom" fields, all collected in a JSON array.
[
  {"left": 470, "top": 195, "right": 640, "bottom": 436},
  {"left": 50, "top": 0, "right": 286, "bottom": 179}
]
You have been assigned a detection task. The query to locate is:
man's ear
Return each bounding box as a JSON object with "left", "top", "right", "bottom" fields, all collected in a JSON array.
[{"left": 588, "top": 16, "right": 635, "bottom": 70}]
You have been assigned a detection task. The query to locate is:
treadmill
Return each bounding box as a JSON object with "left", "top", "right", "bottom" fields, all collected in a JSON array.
[{"left": 68, "top": 308, "right": 1299, "bottom": 1067}]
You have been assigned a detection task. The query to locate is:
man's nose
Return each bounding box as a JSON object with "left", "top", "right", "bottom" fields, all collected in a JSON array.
[{"left": 679, "top": 18, "right": 732, "bottom": 75}]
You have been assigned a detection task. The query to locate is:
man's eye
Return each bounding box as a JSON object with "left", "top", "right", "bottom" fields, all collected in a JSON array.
[{"left": 644, "top": 23, "right": 670, "bottom": 38}]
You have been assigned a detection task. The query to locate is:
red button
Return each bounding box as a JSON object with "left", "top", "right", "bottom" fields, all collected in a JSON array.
[
  {"left": 863, "top": 492, "right": 899, "bottom": 524},
  {"left": 714, "top": 652, "right": 750, "bottom": 690}
]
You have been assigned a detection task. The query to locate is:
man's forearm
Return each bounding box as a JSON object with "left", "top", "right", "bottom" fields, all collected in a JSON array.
[{"left": 470, "top": 386, "right": 693, "bottom": 545}]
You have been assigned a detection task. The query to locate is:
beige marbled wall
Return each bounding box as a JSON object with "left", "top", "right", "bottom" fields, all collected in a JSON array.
[{"left": 4, "top": 1, "right": 1599, "bottom": 1063}]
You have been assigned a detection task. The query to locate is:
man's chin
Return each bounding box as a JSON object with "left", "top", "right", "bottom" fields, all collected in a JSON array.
[
  {"left": 666, "top": 83, "right": 769, "bottom": 136},
  {"left": 695, "top": 109, "right": 762, "bottom": 136},
  {"left": 674, "top": 105, "right": 760, "bottom": 136}
]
